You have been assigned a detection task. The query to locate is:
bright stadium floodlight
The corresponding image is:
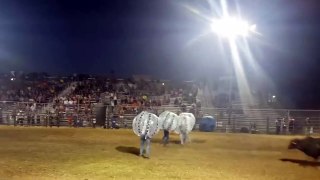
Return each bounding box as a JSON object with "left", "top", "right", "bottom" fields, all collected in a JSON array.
[{"left": 211, "top": 17, "right": 256, "bottom": 38}]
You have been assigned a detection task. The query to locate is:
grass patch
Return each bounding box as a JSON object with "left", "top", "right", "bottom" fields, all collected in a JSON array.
[{"left": 0, "top": 126, "right": 319, "bottom": 179}]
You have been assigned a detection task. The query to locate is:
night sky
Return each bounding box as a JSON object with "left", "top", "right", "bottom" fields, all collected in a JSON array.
[{"left": 1, "top": 0, "right": 320, "bottom": 108}]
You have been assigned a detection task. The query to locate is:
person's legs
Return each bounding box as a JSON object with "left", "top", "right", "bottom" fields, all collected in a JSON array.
[
  {"left": 181, "top": 132, "right": 187, "bottom": 144},
  {"left": 139, "top": 137, "right": 145, "bottom": 156},
  {"left": 145, "top": 138, "right": 151, "bottom": 158},
  {"left": 180, "top": 133, "right": 184, "bottom": 144},
  {"left": 165, "top": 132, "right": 169, "bottom": 144},
  {"left": 162, "top": 130, "right": 169, "bottom": 145}
]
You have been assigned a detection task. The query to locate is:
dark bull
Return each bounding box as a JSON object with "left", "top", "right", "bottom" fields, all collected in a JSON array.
[{"left": 288, "top": 136, "right": 320, "bottom": 160}]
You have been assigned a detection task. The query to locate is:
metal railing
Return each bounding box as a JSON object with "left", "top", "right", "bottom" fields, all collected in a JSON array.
[
  {"left": 0, "top": 101, "right": 96, "bottom": 127},
  {"left": 1, "top": 101, "right": 320, "bottom": 135}
]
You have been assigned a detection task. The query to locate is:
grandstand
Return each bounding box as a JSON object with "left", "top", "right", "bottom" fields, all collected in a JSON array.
[{"left": 1, "top": 72, "right": 320, "bottom": 135}]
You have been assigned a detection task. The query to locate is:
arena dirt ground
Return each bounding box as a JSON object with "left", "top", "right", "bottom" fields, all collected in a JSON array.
[{"left": 0, "top": 126, "right": 319, "bottom": 180}]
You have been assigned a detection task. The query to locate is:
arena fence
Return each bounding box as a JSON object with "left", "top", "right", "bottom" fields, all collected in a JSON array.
[
  {"left": 0, "top": 101, "right": 96, "bottom": 127},
  {"left": 1, "top": 101, "right": 320, "bottom": 135},
  {"left": 151, "top": 106, "right": 320, "bottom": 135}
]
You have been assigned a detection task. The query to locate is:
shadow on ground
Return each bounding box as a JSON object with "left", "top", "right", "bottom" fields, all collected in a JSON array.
[
  {"left": 152, "top": 139, "right": 206, "bottom": 144},
  {"left": 152, "top": 139, "right": 180, "bottom": 144},
  {"left": 192, "top": 139, "right": 206, "bottom": 143},
  {"left": 280, "top": 158, "right": 320, "bottom": 167},
  {"left": 116, "top": 146, "right": 139, "bottom": 156}
]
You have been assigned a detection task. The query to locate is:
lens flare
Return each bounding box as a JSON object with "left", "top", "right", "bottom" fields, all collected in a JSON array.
[
  {"left": 181, "top": 0, "right": 274, "bottom": 112},
  {"left": 211, "top": 17, "right": 256, "bottom": 38}
]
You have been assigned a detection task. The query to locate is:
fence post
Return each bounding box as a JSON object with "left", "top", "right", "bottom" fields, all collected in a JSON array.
[
  {"left": 0, "top": 107, "right": 2, "bottom": 125},
  {"left": 232, "top": 115, "right": 236, "bottom": 133},
  {"left": 287, "top": 110, "right": 290, "bottom": 135},
  {"left": 226, "top": 106, "right": 232, "bottom": 133},
  {"left": 106, "top": 105, "right": 111, "bottom": 129},
  {"left": 266, "top": 116, "right": 270, "bottom": 134}
]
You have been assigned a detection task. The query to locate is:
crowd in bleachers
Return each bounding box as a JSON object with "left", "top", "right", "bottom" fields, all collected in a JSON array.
[
  {"left": 0, "top": 72, "right": 199, "bottom": 104},
  {"left": 0, "top": 72, "right": 201, "bottom": 127},
  {"left": 0, "top": 76, "right": 71, "bottom": 103}
]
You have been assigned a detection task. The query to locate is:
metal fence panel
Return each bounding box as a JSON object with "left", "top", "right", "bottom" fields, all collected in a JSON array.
[{"left": 1, "top": 101, "right": 320, "bottom": 135}]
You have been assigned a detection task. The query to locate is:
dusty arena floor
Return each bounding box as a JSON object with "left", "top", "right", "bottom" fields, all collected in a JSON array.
[{"left": 0, "top": 126, "right": 319, "bottom": 180}]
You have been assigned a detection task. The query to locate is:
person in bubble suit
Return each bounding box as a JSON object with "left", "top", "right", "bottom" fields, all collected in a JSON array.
[
  {"left": 176, "top": 112, "right": 195, "bottom": 145},
  {"left": 158, "top": 111, "right": 179, "bottom": 146},
  {"left": 133, "top": 111, "right": 159, "bottom": 158}
]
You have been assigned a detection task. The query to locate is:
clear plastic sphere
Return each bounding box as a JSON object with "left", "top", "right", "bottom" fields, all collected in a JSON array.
[
  {"left": 175, "top": 112, "right": 196, "bottom": 134},
  {"left": 132, "top": 111, "right": 159, "bottom": 138},
  {"left": 158, "top": 111, "right": 179, "bottom": 131}
]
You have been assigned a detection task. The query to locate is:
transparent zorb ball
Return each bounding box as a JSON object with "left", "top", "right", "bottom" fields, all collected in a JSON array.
[
  {"left": 132, "top": 111, "right": 159, "bottom": 139},
  {"left": 158, "top": 111, "right": 179, "bottom": 131},
  {"left": 175, "top": 112, "right": 196, "bottom": 134}
]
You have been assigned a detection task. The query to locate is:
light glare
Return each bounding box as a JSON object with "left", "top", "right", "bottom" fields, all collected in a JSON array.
[{"left": 211, "top": 17, "right": 256, "bottom": 38}]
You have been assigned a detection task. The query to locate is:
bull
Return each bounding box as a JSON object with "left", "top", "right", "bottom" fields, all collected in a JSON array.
[{"left": 288, "top": 136, "right": 320, "bottom": 160}]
